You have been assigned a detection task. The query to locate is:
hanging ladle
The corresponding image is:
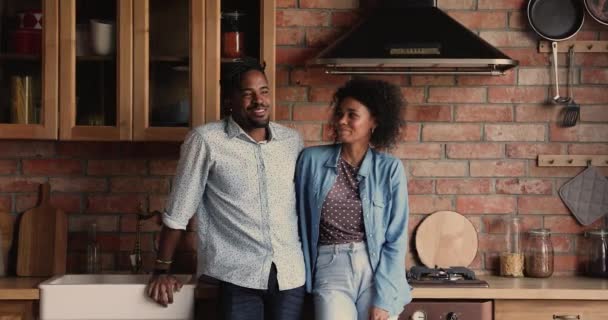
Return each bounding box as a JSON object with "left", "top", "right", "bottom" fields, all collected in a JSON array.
[{"left": 551, "top": 42, "right": 571, "bottom": 104}]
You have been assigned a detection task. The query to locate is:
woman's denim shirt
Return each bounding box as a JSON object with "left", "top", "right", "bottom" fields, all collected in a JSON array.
[{"left": 295, "top": 144, "right": 411, "bottom": 315}]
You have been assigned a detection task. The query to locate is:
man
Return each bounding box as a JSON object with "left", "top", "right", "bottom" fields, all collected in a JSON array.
[{"left": 147, "top": 58, "right": 306, "bottom": 320}]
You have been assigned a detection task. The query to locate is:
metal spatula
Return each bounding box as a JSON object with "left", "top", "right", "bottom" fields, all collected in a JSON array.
[{"left": 562, "top": 46, "right": 579, "bottom": 127}]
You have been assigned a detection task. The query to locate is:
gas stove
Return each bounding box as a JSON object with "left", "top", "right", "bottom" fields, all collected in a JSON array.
[{"left": 407, "top": 266, "right": 489, "bottom": 288}]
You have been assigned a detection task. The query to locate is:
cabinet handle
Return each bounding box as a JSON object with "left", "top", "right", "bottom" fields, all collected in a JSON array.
[{"left": 553, "top": 315, "right": 580, "bottom": 320}]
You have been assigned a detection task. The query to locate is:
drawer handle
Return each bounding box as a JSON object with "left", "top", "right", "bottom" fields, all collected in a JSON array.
[{"left": 553, "top": 315, "right": 580, "bottom": 320}]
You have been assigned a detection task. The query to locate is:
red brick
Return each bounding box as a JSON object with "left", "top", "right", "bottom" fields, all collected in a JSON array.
[
  {"left": 15, "top": 193, "right": 37, "bottom": 212},
  {"left": 436, "top": 179, "right": 492, "bottom": 194},
  {"left": 458, "top": 71, "right": 516, "bottom": 85},
  {"left": 149, "top": 195, "right": 169, "bottom": 212},
  {"left": 488, "top": 87, "right": 548, "bottom": 103},
  {"left": 408, "top": 195, "right": 453, "bottom": 214},
  {"left": 276, "top": 10, "right": 330, "bottom": 27},
  {"left": 402, "top": 105, "right": 451, "bottom": 122},
  {"left": 478, "top": 234, "right": 507, "bottom": 252},
  {"left": 0, "top": 177, "right": 46, "bottom": 192},
  {"left": 518, "top": 68, "right": 570, "bottom": 85},
  {"left": 422, "top": 124, "right": 482, "bottom": 141},
  {"left": 551, "top": 235, "right": 574, "bottom": 253},
  {"left": 331, "top": 11, "right": 360, "bottom": 27},
  {"left": 276, "top": 47, "right": 318, "bottom": 66},
  {"left": 410, "top": 75, "right": 455, "bottom": 86},
  {"left": 574, "top": 87, "right": 608, "bottom": 104},
  {"left": 275, "top": 104, "right": 291, "bottom": 121},
  {"left": 277, "top": 0, "right": 296, "bottom": 7},
  {"left": 276, "top": 67, "right": 290, "bottom": 86},
  {"left": 518, "top": 196, "right": 570, "bottom": 215},
  {"left": 149, "top": 160, "right": 177, "bottom": 176},
  {"left": 581, "top": 69, "right": 608, "bottom": 84},
  {"left": 286, "top": 123, "right": 323, "bottom": 141},
  {"left": 456, "top": 196, "right": 516, "bottom": 214},
  {"left": 550, "top": 124, "right": 608, "bottom": 142},
  {"left": 50, "top": 193, "right": 81, "bottom": 213},
  {"left": 87, "top": 160, "right": 147, "bottom": 176},
  {"left": 479, "top": 31, "right": 535, "bottom": 47},
  {"left": 544, "top": 215, "right": 603, "bottom": 233},
  {"left": 22, "top": 159, "right": 83, "bottom": 176},
  {"left": 293, "top": 104, "right": 332, "bottom": 121},
  {"left": 392, "top": 143, "right": 442, "bottom": 160},
  {"left": 568, "top": 143, "right": 608, "bottom": 155},
  {"left": 506, "top": 143, "right": 565, "bottom": 159},
  {"left": 578, "top": 53, "right": 608, "bottom": 67},
  {"left": 0, "top": 196, "right": 10, "bottom": 211},
  {"left": 401, "top": 87, "right": 426, "bottom": 104},
  {"left": 580, "top": 106, "right": 608, "bottom": 122},
  {"left": 87, "top": 195, "right": 146, "bottom": 214},
  {"left": 276, "top": 28, "right": 304, "bottom": 46},
  {"left": 508, "top": 11, "right": 527, "bottom": 29},
  {"left": 300, "top": 0, "right": 358, "bottom": 8},
  {"left": 448, "top": 11, "right": 506, "bottom": 29},
  {"left": 364, "top": 75, "right": 405, "bottom": 86},
  {"left": 50, "top": 177, "right": 107, "bottom": 192},
  {"left": 470, "top": 160, "right": 526, "bottom": 177},
  {"left": 291, "top": 68, "right": 349, "bottom": 86},
  {"left": 486, "top": 124, "right": 545, "bottom": 142},
  {"left": 0, "top": 160, "right": 17, "bottom": 175},
  {"left": 455, "top": 105, "right": 512, "bottom": 122},
  {"left": 0, "top": 141, "right": 55, "bottom": 158},
  {"left": 496, "top": 178, "right": 553, "bottom": 195},
  {"left": 321, "top": 123, "right": 335, "bottom": 142},
  {"left": 276, "top": 86, "right": 308, "bottom": 102},
  {"left": 514, "top": 104, "right": 562, "bottom": 122},
  {"left": 407, "top": 179, "right": 434, "bottom": 194},
  {"left": 309, "top": 87, "right": 337, "bottom": 102},
  {"left": 447, "top": 143, "right": 503, "bottom": 159},
  {"left": 549, "top": 124, "right": 578, "bottom": 142},
  {"left": 110, "top": 177, "right": 169, "bottom": 193},
  {"left": 478, "top": 0, "right": 526, "bottom": 9},
  {"left": 438, "top": 0, "right": 475, "bottom": 9},
  {"left": 400, "top": 124, "right": 420, "bottom": 142},
  {"left": 554, "top": 255, "right": 579, "bottom": 273},
  {"left": 409, "top": 161, "right": 468, "bottom": 177},
  {"left": 501, "top": 48, "right": 549, "bottom": 67},
  {"left": 483, "top": 215, "right": 542, "bottom": 234},
  {"left": 119, "top": 233, "right": 155, "bottom": 252},
  {"left": 428, "top": 88, "right": 485, "bottom": 103},
  {"left": 306, "top": 28, "right": 342, "bottom": 48}
]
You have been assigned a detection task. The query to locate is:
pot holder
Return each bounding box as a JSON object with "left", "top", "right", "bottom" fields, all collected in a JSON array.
[{"left": 559, "top": 165, "right": 608, "bottom": 226}]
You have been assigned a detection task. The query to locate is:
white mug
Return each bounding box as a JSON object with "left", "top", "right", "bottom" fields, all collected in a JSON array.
[{"left": 90, "top": 19, "right": 115, "bottom": 55}]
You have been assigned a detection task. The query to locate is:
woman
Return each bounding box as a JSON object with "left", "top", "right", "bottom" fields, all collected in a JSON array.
[{"left": 296, "top": 78, "right": 411, "bottom": 320}]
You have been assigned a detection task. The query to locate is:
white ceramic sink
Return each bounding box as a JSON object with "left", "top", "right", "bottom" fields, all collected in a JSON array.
[{"left": 39, "top": 274, "right": 195, "bottom": 320}]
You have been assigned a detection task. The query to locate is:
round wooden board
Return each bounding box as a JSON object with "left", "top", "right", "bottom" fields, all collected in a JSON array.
[{"left": 415, "top": 210, "right": 478, "bottom": 268}]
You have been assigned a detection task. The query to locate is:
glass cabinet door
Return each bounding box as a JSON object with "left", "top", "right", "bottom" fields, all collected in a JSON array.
[
  {"left": 59, "top": 0, "right": 132, "bottom": 140},
  {"left": 133, "top": 0, "right": 205, "bottom": 141},
  {"left": 0, "top": 0, "right": 58, "bottom": 139}
]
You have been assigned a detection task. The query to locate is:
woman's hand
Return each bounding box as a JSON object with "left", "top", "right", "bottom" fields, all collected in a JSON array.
[
  {"left": 369, "top": 306, "right": 390, "bottom": 320},
  {"left": 147, "top": 274, "right": 183, "bottom": 307}
]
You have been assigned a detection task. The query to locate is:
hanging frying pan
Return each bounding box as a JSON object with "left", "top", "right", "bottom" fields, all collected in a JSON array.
[
  {"left": 527, "top": 0, "right": 585, "bottom": 104},
  {"left": 585, "top": 0, "right": 608, "bottom": 25}
]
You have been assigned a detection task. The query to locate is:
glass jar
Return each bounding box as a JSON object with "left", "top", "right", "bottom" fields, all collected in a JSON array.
[
  {"left": 585, "top": 229, "right": 608, "bottom": 278},
  {"left": 500, "top": 216, "right": 523, "bottom": 277},
  {"left": 524, "top": 228, "right": 554, "bottom": 278},
  {"left": 221, "top": 11, "right": 246, "bottom": 59}
]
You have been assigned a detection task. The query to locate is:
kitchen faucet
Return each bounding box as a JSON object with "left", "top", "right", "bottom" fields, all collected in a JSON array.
[{"left": 131, "top": 211, "right": 161, "bottom": 274}]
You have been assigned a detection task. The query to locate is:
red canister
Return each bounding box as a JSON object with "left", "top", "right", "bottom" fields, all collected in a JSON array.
[{"left": 221, "top": 11, "right": 246, "bottom": 59}]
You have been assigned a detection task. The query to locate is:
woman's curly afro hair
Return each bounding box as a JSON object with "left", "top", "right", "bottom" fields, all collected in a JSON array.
[{"left": 331, "top": 78, "right": 404, "bottom": 150}]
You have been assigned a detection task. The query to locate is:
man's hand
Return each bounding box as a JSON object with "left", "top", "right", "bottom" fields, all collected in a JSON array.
[
  {"left": 369, "top": 306, "right": 390, "bottom": 320},
  {"left": 147, "top": 274, "right": 183, "bottom": 307}
]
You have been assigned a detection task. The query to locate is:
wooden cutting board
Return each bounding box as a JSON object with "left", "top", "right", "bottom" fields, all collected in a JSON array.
[
  {"left": 0, "top": 211, "right": 15, "bottom": 275},
  {"left": 17, "top": 183, "right": 67, "bottom": 276},
  {"left": 415, "top": 210, "right": 478, "bottom": 268}
]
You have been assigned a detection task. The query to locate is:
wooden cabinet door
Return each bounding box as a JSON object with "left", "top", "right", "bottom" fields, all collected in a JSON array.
[
  {"left": 495, "top": 300, "right": 608, "bottom": 320},
  {"left": 59, "top": 0, "right": 133, "bottom": 140},
  {"left": 0, "top": 0, "right": 58, "bottom": 139},
  {"left": 132, "top": 0, "right": 205, "bottom": 141}
]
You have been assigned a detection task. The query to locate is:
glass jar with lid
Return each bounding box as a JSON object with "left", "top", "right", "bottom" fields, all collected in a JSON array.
[
  {"left": 499, "top": 216, "right": 524, "bottom": 277},
  {"left": 585, "top": 229, "right": 608, "bottom": 278},
  {"left": 221, "top": 11, "right": 246, "bottom": 59},
  {"left": 524, "top": 228, "right": 554, "bottom": 278}
]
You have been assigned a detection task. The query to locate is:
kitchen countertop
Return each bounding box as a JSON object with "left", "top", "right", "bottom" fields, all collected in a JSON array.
[
  {"left": 0, "top": 277, "right": 46, "bottom": 300},
  {"left": 412, "top": 276, "right": 608, "bottom": 300}
]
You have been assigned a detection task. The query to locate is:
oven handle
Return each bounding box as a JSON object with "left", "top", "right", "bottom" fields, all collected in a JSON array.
[{"left": 553, "top": 315, "right": 581, "bottom": 320}]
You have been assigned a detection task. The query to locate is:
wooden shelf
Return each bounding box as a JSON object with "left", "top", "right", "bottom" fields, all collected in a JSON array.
[
  {"left": 538, "top": 40, "right": 608, "bottom": 53},
  {"left": 76, "top": 55, "right": 115, "bottom": 61},
  {"left": 0, "top": 53, "right": 42, "bottom": 61},
  {"left": 150, "top": 56, "right": 188, "bottom": 62}
]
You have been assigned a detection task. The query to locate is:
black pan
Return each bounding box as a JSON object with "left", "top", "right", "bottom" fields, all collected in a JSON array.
[
  {"left": 528, "top": 0, "right": 585, "bottom": 103},
  {"left": 585, "top": 0, "right": 608, "bottom": 26}
]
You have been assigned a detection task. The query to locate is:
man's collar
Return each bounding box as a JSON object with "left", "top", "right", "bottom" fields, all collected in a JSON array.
[{"left": 224, "top": 116, "right": 283, "bottom": 141}]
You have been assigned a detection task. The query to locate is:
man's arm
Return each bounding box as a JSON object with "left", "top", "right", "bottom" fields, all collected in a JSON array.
[{"left": 147, "top": 226, "right": 185, "bottom": 307}]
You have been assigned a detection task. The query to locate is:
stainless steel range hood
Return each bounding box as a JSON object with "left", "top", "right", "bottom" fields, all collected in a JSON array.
[{"left": 308, "top": 0, "right": 518, "bottom": 75}]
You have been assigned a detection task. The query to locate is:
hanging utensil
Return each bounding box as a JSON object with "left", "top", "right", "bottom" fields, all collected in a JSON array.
[
  {"left": 527, "top": 0, "right": 585, "bottom": 104},
  {"left": 562, "top": 46, "right": 580, "bottom": 127},
  {"left": 584, "top": 0, "right": 608, "bottom": 26}
]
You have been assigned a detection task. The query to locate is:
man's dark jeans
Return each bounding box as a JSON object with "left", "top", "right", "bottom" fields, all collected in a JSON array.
[{"left": 219, "top": 264, "right": 305, "bottom": 320}]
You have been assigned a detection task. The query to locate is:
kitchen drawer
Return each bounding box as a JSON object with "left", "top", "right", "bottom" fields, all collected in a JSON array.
[{"left": 495, "top": 300, "right": 608, "bottom": 320}]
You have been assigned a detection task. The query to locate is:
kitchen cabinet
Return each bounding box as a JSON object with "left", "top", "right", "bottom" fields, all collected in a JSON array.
[
  {"left": 0, "top": 0, "right": 275, "bottom": 141},
  {"left": 495, "top": 300, "right": 608, "bottom": 320}
]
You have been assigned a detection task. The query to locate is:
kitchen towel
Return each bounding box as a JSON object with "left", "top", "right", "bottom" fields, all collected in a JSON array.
[{"left": 559, "top": 165, "right": 608, "bottom": 226}]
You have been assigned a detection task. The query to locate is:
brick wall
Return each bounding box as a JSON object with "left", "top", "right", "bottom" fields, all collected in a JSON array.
[{"left": 0, "top": 0, "right": 607, "bottom": 275}]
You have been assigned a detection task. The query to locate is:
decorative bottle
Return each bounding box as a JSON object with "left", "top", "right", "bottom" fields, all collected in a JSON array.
[{"left": 86, "top": 223, "right": 101, "bottom": 273}]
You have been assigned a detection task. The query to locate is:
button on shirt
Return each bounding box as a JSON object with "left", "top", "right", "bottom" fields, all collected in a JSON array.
[{"left": 163, "top": 117, "right": 306, "bottom": 290}]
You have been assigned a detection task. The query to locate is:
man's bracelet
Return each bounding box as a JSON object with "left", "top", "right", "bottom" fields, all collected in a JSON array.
[{"left": 155, "top": 259, "right": 173, "bottom": 265}]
